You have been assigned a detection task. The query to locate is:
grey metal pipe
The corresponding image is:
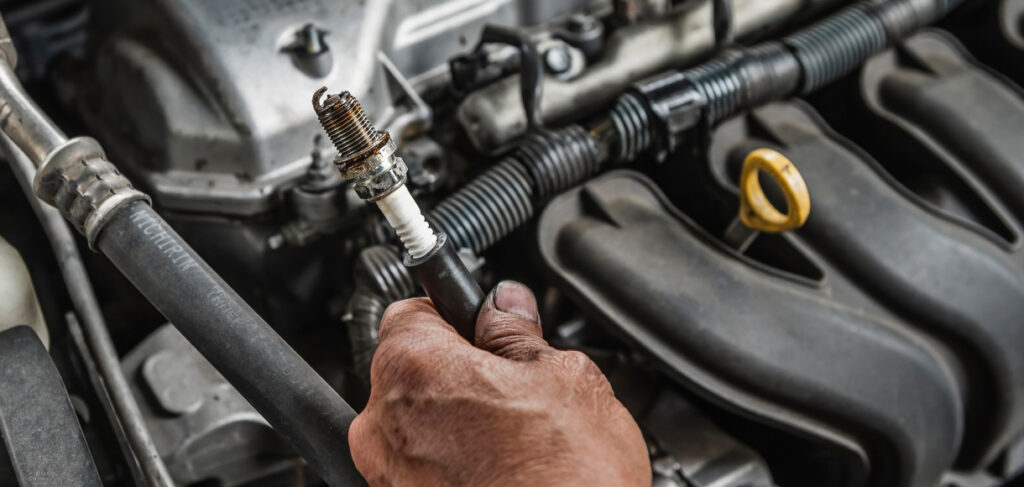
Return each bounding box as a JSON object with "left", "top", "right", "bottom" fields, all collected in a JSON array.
[
  {"left": 0, "top": 55, "right": 63, "bottom": 161},
  {"left": 456, "top": 0, "right": 842, "bottom": 153},
  {"left": 0, "top": 134, "right": 174, "bottom": 487}
]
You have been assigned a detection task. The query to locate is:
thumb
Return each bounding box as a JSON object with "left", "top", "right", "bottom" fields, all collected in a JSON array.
[{"left": 475, "top": 281, "right": 550, "bottom": 361}]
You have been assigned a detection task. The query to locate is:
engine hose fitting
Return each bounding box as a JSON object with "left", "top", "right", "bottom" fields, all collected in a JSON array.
[
  {"left": 518, "top": 126, "right": 603, "bottom": 201},
  {"left": 32, "top": 136, "right": 151, "bottom": 249},
  {"left": 615, "top": 0, "right": 965, "bottom": 162},
  {"left": 430, "top": 158, "right": 534, "bottom": 255}
]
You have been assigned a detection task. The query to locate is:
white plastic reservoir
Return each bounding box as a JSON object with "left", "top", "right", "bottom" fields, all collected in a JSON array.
[{"left": 0, "top": 236, "right": 48, "bottom": 348}]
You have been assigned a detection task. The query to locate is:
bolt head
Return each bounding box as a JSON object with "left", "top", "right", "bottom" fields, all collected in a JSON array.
[{"left": 544, "top": 46, "right": 572, "bottom": 74}]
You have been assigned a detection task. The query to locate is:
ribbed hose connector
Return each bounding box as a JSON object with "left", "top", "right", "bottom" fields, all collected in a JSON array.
[
  {"left": 609, "top": 92, "right": 654, "bottom": 163},
  {"left": 33, "top": 137, "right": 151, "bottom": 249},
  {"left": 346, "top": 245, "right": 416, "bottom": 379},
  {"left": 685, "top": 57, "right": 745, "bottom": 126},
  {"left": 429, "top": 125, "right": 602, "bottom": 254},
  {"left": 347, "top": 292, "right": 387, "bottom": 381},
  {"left": 618, "top": 42, "right": 798, "bottom": 161},
  {"left": 355, "top": 245, "right": 418, "bottom": 303},
  {"left": 784, "top": 4, "right": 888, "bottom": 94},
  {"left": 517, "top": 125, "right": 603, "bottom": 201},
  {"left": 429, "top": 158, "right": 534, "bottom": 255},
  {"left": 685, "top": 42, "right": 802, "bottom": 127},
  {"left": 868, "top": 0, "right": 967, "bottom": 39}
]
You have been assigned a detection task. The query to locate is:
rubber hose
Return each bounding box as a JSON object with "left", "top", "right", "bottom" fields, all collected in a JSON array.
[
  {"left": 346, "top": 245, "right": 416, "bottom": 379},
  {"left": 96, "top": 202, "right": 364, "bottom": 487}
]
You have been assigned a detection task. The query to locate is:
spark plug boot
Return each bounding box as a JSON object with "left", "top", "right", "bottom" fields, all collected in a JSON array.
[{"left": 406, "top": 234, "right": 485, "bottom": 339}]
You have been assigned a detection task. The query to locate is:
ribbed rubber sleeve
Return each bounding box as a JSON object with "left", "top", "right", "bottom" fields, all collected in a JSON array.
[
  {"left": 429, "top": 125, "right": 601, "bottom": 253},
  {"left": 429, "top": 158, "right": 535, "bottom": 254},
  {"left": 347, "top": 245, "right": 414, "bottom": 380},
  {"left": 609, "top": 92, "right": 654, "bottom": 162},
  {"left": 356, "top": 245, "right": 417, "bottom": 302},
  {"left": 686, "top": 58, "right": 745, "bottom": 125},
  {"left": 785, "top": 5, "right": 888, "bottom": 94},
  {"left": 517, "top": 126, "right": 603, "bottom": 201}
]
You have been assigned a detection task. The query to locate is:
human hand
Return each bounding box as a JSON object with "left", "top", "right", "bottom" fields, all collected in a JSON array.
[{"left": 349, "top": 281, "right": 650, "bottom": 486}]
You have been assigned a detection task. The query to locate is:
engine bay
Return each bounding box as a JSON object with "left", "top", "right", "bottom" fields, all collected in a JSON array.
[{"left": 0, "top": 0, "right": 1023, "bottom": 485}]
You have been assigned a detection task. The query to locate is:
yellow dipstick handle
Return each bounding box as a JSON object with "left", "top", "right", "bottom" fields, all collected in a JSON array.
[{"left": 738, "top": 148, "right": 810, "bottom": 233}]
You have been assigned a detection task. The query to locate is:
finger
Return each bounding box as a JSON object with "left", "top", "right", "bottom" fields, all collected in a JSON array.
[
  {"left": 372, "top": 298, "right": 470, "bottom": 390},
  {"left": 347, "top": 413, "right": 384, "bottom": 480},
  {"left": 378, "top": 297, "right": 462, "bottom": 344},
  {"left": 475, "top": 281, "right": 551, "bottom": 361}
]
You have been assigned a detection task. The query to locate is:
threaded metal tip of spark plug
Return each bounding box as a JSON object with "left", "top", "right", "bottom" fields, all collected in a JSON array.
[{"left": 313, "top": 87, "right": 383, "bottom": 164}]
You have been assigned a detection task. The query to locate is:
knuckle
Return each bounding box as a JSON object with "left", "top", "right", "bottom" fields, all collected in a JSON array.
[
  {"left": 477, "top": 318, "right": 548, "bottom": 361},
  {"left": 378, "top": 298, "right": 438, "bottom": 342},
  {"left": 348, "top": 415, "right": 380, "bottom": 474},
  {"left": 560, "top": 350, "right": 600, "bottom": 375},
  {"left": 370, "top": 341, "right": 419, "bottom": 389},
  {"left": 370, "top": 331, "right": 457, "bottom": 391}
]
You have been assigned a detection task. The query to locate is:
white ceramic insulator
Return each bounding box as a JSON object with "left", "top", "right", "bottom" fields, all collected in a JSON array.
[{"left": 376, "top": 185, "right": 438, "bottom": 260}]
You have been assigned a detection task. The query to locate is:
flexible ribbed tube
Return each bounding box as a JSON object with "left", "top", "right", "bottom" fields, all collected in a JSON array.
[
  {"left": 430, "top": 158, "right": 535, "bottom": 254},
  {"left": 610, "top": 92, "right": 653, "bottom": 163},
  {"left": 785, "top": 5, "right": 888, "bottom": 94},
  {"left": 686, "top": 58, "right": 745, "bottom": 125},
  {"left": 356, "top": 245, "right": 419, "bottom": 302},
  {"left": 347, "top": 245, "right": 415, "bottom": 379},
  {"left": 518, "top": 126, "right": 603, "bottom": 200}
]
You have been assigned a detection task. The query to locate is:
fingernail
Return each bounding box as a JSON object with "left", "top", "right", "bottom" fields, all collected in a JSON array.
[{"left": 493, "top": 281, "right": 540, "bottom": 323}]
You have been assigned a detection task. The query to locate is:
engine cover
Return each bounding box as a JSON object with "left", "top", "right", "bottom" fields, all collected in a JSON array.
[
  {"left": 537, "top": 170, "right": 962, "bottom": 487},
  {"left": 80, "top": 0, "right": 604, "bottom": 215}
]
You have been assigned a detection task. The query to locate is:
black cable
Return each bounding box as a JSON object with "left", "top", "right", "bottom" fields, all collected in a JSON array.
[{"left": 712, "top": 0, "right": 734, "bottom": 47}]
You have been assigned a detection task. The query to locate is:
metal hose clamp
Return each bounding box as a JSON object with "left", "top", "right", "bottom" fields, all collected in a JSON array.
[{"left": 33, "top": 137, "right": 151, "bottom": 249}]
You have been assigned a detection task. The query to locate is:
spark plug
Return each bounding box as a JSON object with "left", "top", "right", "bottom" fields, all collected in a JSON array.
[{"left": 313, "top": 88, "right": 484, "bottom": 338}]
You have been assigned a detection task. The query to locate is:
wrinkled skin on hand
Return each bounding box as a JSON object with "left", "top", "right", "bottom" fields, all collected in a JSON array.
[{"left": 349, "top": 281, "right": 650, "bottom": 486}]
